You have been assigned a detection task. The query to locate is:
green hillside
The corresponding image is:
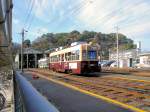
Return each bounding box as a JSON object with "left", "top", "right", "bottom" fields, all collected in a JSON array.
[{"left": 31, "top": 30, "right": 136, "bottom": 59}]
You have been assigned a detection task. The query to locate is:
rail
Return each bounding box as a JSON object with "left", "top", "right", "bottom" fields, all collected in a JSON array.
[{"left": 14, "top": 71, "right": 59, "bottom": 112}]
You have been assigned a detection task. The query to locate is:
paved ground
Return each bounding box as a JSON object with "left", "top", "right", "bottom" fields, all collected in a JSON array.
[{"left": 23, "top": 73, "right": 133, "bottom": 112}]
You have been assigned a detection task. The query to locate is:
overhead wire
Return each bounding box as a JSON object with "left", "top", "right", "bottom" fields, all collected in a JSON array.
[
  {"left": 70, "top": 1, "right": 95, "bottom": 30},
  {"left": 23, "top": 0, "right": 34, "bottom": 28},
  {"left": 52, "top": 0, "right": 90, "bottom": 31},
  {"left": 24, "top": 0, "right": 90, "bottom": 34},
  {"left": 91, "top": 0, "right": 145, "bottom": 31},
  {"left": 23, "top": 0, "right": 149, "bottom": 38}
]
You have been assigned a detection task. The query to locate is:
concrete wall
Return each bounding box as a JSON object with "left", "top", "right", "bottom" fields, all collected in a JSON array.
[{"left": 140, "top": 55, "right": 150, "bottom": 65}]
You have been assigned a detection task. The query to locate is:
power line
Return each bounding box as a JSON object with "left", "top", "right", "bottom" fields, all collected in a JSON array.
[
  {"left": 115, "top": 26, "right": 119, "bottom": 68},
  {"left": 22, "top": 0, "right": 36, "bottom": 39},
  {"left": 26, "top": 0, "right": 90, "bottom": 33},
  {"left": 53, "top": 0, "right": 90, "bottom": 31},
  {"left": 91, "top": 0, "right": 144, "bottom": 31},
  {"left": 18, "top": 29, "right": 28, "bottom": 72},
  {"left": 26, "top": 13, "right": 35, "bottom": 30},
  {"left": 119, "top": 9, "right": 150, "bottom": 30},
  {"left": 23, "top": 0, "right": 35, "bottom": 28},
  {"left": 56, "top": 0, "right": 142, "bottom": 31},
  {"left": 26, "top": 0, "right": 40, "bottom": 31}
]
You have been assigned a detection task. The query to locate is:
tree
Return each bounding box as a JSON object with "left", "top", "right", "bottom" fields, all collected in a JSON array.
[
  {"left": 79, "top": 31, "right": 96, "bottom": 41},
  {"left": 68, "top": 30, "right": 80, "bottom": 42},
  {"left": 31, "top": 31, "right": 136, "bottom": 60},
  {"left": 23, "top": 39, "right": 31, "bottom": 48},
  {"left": 93, "top": 32, "right": 102, "bottom": 60}
]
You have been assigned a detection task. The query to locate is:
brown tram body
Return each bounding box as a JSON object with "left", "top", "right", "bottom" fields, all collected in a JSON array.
[{"left": 49, "top": 43, "right": 101, "bottom": 74}]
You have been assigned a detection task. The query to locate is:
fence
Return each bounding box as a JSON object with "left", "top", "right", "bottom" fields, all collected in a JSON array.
[{"left": 14, "top": 71, "right": 59, "bottom": 112}]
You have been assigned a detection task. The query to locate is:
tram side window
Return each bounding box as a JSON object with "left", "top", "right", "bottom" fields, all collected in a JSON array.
[
  {"left": 50, "top": 57, "right": 52, "bottom": 62},
  {"left": 71, "top": 51, "right": 76, "bottom": 60},
  {"left": 61, "top": 54, "right": 64, "bottom": 61},
  {"left": 57, "top": 55, "right": 59, "bottom": 62},
  {"left": 50, "top": 57, "right": 53, "bottom": 62},
  {"left": 75, "top": 50, "right": 80, "bottom": 60},
  {"left": 82, "top": 50, "right": 86, "bottom": 60},
  {"left": 65, "top": 53, "right": 69, "bottom": 61},
  {"left": 65, "top": 52, "right": 71, "bottom": 61},
  {"left": 68, "top": 52, "right": 71, "bottom": 61},
  {"left": 64, "top": 50, "right": 80, "bottom": 61},
  {"left": 58, "top": 55, "right": 60, "bottom": 62},
  {"left": 50, "top": 55, "right": 60, "bottom": 62}
]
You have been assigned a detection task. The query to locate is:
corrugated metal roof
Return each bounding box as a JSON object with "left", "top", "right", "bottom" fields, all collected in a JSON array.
[
  {"left": 23, "top": 48, "right": 43, "bottom": 54},
  {"left": 139, "top": 52, "right": 150, "bottom": 56}
]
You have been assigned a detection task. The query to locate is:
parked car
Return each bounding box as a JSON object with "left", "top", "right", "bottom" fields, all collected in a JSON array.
[
  {"left": 134, "top": 63, "right": 150, "bottom": 68},
  {"left": 99, "top": 60, "right": 116, "bottom": 67},
  {"left": 110, "top": 61, "right": 117, "bottom": 67}
]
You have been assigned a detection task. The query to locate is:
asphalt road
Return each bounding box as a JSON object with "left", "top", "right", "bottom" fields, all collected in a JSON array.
[{"left": 23, "top": 73, "right": 133, "bottom": 112}]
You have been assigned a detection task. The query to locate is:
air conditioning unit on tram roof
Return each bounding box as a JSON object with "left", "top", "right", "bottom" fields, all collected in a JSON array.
[
  {"left": 55, "top": 48, "right": 59, "bottom": 51},
  {"left": 59, "top": 46, "right": 63, "bottom": 50},
  {"left": 71, "top": 42, "right": 87, "bottom": 46},
  {"left": 55, "top": 47, "right": 63, "bottom": 51}
]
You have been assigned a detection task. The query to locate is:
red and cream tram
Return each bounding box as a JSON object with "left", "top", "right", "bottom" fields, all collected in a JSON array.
[{"left": 49, "top": 42, "right": 101, "bottom": 74}]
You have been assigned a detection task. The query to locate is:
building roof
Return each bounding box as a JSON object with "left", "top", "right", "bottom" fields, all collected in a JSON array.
[
  {"left": 23, "top": 48, "right": 43, "bottom": 54},
  {"left": 44, "top": 49, "right": 52, "bottom": 53},
  {"left": 139, "top": 51, "right": 150, "bottom": 56},
  {"left": 110, "top": 49, "right": 138, "bottom": 54},
  {"left": 109, "top": 49, "right": 139, "bottom": 59}
]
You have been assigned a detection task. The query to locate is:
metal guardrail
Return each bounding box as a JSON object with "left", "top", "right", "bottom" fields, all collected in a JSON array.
[{"left": 14, "top": 71, "right": 59, "bottom": 112}]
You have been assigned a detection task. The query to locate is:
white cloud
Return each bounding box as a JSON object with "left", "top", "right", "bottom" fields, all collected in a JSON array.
[
  {"left": 28, "top": 27, "right": 49, "bottom": 39},
  {"left": 32, "top": 0, "right": 52, "bottom": 22},
  {"left": 13, "top": 0, "right": 150, "bottom": 50},
  {"left": 121, "top": 21, "right": 150, "bottom": 36},
  {"left": 76, "top": 0, "right": 150, "bottom": 35},
  {"left": 13, "top": 18, "right": 19, "bottom": 24},
  {"left": 32, "top": 0, "right": 65, "bottom": 22}
]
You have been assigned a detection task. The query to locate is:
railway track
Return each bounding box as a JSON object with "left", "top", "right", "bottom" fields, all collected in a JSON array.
[
  {"left": 26, "top": 69, "right": 150, "bottom": 111},
  {"left": 102, "top": 67, "right": 150, "bottom": 77}
]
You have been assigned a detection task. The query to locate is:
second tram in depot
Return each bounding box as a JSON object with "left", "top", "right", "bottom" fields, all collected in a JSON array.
[{"left": 49, "top": 42, "right": 101, "bottom": 74}]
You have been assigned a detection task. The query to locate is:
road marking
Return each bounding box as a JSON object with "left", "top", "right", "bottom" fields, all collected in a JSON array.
[{"left": 28, "top": 72, "right": 146, "bottom": 112}]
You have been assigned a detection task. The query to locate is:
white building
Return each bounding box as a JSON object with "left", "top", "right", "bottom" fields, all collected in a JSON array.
[
  {"left": 109, "top": 49, "right": 140, "bottom": 68},
  {"left": 14, "top": 48, "right": 44, "bottom": 69},
  {"left": 137, "top": 52, "right": 150, "bottom": 68},
  {"left": 38, "top": 57, "right": 49, "bottom": 68}
]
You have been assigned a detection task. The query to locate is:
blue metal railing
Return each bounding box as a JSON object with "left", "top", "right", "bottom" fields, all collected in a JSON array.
[{"left": 14, "top": 71, "right": 59, "bottom": 112}]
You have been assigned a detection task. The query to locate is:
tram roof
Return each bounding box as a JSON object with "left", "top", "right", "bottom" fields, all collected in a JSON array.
[{"left": 50, "top": 43, "right": 87, "bottom": 56}]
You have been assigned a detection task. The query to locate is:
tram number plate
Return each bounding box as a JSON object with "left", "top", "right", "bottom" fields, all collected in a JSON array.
[
  {"left": 69, "top": 63, "right": 77, "bottom": 69},
  {"left": 90, "top": 64, "right": 95, "bottom": 66}
]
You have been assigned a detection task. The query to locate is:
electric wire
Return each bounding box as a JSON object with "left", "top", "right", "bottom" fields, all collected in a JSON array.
[{"left": 23, "top": 0, "right": 35, "bottom": 28}]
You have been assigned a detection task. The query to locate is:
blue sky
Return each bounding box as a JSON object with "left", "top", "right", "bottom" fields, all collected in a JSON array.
[{"left": 13, "top": 0, "right": 150, "bottom": 51}]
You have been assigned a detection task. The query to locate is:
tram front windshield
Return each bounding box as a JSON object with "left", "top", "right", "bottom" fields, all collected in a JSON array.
[{"left": 88, "top": 51, "right": 97, "bottom": 60}]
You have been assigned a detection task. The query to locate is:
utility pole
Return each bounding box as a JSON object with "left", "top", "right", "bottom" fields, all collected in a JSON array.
[
  {"left": 21, "top": 28, "right": 27, "bottom": 72},
  {"left": 115, "top": 26, "right": 119, "bottom": 68}
]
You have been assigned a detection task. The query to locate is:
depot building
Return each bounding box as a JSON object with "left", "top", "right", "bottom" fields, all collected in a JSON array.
[
  {"left": 14, "top": 48, "right": 44, "bottom": 69},
  {"left": 138, "top": 52, "right": 150, "bottom": 68}
]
